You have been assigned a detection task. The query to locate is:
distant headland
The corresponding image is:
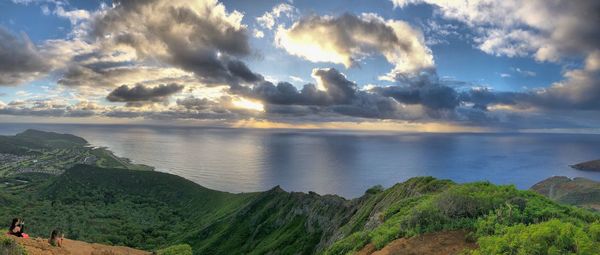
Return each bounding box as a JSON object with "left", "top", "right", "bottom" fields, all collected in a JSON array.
[{"left": 571, "top": 159, "right": 600, "bottom": 171}]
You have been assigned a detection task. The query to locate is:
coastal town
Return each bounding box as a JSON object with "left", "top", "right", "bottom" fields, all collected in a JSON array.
[{"left": 0, "top": 144, "right": 152, "bottom": 177}]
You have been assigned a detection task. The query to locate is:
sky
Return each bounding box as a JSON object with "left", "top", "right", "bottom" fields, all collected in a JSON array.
[{"left": 0, "top": 0, "right": 599, "bottom": 132}]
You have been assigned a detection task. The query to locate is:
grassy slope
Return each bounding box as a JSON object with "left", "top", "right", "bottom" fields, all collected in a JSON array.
[{"left": 1, "top": 165, "right": 599, "bottom": 254}]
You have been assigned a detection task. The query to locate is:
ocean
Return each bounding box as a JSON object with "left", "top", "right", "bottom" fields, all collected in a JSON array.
[{"left": 2, "top": 123, "right": 600, "bottom": 198}]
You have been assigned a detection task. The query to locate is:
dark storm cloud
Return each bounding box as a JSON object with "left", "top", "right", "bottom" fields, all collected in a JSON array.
[
  {"left": 0, "top": 26, "right": 51, "bottom": 85},
  {"left": 239, "top": 68, "right": 357, "bottom": 106},
  {"left": 370, "top": 72, "right": 460, "bottom": 119},
  {"left": 106, "top": 83, "right": 184, "bottom": 105},
  {"left": 374, "top": 84, "right": 458, "bottom": 110},
  {"left": 232, "top": 68, "right": 409, "bottom": 119}
]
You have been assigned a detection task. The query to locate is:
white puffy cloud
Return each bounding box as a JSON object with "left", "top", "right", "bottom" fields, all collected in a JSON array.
[
  {"left": 54, "top": 6, "right": 90, "bottom": 25},
  {"left": 256, "top": 3, "right": 296, "bottom": 30},
  {"left": 253, "top": 29, "right": 265, "bottom": 38},
  {"left": 275, "top": 13, "right": 434, "bottom": 81},
  {"left": 393, "top": 0, "right": 600, "bottom": 62}
]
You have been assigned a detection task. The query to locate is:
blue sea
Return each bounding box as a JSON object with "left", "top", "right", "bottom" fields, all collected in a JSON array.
[{"left": 1, "top": 123, "right": 600, "bottom": 198}]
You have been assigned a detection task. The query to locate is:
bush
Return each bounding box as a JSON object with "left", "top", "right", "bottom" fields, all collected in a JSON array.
[
  {"left": 0, "top": 236, "right": 28, "bottom": 255},
  {"left": 155, "top": 244, "right": 193, "bottom": 255},
  {"left": 472, "top": 219, "right": 599, "bottom": 255},
  {"left": 365, "top": 185, "right": 384, "bottom": 195}
]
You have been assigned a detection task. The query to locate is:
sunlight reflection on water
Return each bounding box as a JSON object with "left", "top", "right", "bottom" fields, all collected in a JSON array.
[{"left": 2, "top": 123, "right": 600, "bottom": 198}]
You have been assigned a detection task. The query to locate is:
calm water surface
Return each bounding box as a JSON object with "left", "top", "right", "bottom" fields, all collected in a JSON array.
[{"left": 1, "top": 123, "right": 600, "bottom": 198}]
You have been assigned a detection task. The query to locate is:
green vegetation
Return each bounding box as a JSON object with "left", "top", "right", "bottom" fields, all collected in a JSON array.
[
  {"left": 323, "top": 178, "right": 600, "bottom": 255},
  {"left": 0, "top": 235, "right": 28, "bottom": 255},
  {"left": 156, "top": 244, "right": 193, "bottom": 255},
  {"left": 473, "top": 220, "right": 600, "bottom": 255},
  {"left": 0, "top": 165, "right": 256, "bottom": 251}
]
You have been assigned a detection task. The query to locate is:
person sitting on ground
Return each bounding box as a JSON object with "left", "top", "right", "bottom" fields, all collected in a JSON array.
[
  {"left": 48, "top": 229, "right": 64, "bottom": 247},
  {"left": 7, "top": 218, "right": 29, "bottom": 238}
]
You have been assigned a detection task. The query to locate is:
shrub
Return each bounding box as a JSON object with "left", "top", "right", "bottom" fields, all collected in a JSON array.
[
  {"left": 365, "top": 185, "right": 384, "bottom": 195},
  {"left": 155, "top": 244, "right": 193, "bottom": 255},
  {"left": 323, "top": 231, "right": 369, "bottom": 255},
  {"left": 472, "top": 219, "right": 599, "bottom": 255},
  {"left": 0, "top": 236, "right": 28, "bottom": 255}
]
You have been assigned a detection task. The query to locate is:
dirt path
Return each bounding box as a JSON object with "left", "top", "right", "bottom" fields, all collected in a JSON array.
[
  {"left": 357, "top": 230, "right": 477, "bottom": 255},
  {"left": 12, "top": 236, "right": 150, "bottom": 255}
]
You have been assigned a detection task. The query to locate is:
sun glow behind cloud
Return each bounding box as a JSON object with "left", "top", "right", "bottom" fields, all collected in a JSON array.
[{"left": 232, "top": 98, "right": 265, "bottom": 112}]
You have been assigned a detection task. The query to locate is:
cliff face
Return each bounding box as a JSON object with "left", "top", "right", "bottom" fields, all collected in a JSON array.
[{"left": 531, "top": 176, "right": 600, "bottom": 211}]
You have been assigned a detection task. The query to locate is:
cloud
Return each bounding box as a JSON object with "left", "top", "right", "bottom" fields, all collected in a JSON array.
[
  {"left": 0, "top": 98, "right": 102, "bottom": 118},
  {"left": 275, "top": 13, "right": 434, "bottom": 80},
  {"left": 0, "top": 26, "right": 51, "bottom": 85},
  {"left": 370, "top": 72, "right": 459, "bottom": 119},
  {"left": 256, "top": 3, "right": 296, "bottom": 30},
  {"left": 236, "top": 68, "right": 427, "bottom": 120},
  {"left": 459, "top": 53, "right": 600, "bottom": 111},
  {"left": 529, "top": 52, "right": 600, "bottom": 110},
  {"left": 91, "top": 0, "right": 256, "bottom": 85},
  {"left": 289, "top": 76, "right": 304, "bottom": 83},
  {"left": 49, "top": 0, "right": 261, "bottom": 89},
  {"left": 106, "top": 83, "right": 184, "bottom": 106},
  {"left": 54, "top": 6, "right": 90, "bottom": 25},
  {"left": 393, "top": 0, "right": 600, "bottom": 62},
  {"left": 240, "top": 68, "right": 356, "bottom": 106},
  {"left": 253, "top": 29, "right": 265, "bottom": 38},
  {"left": 513, "top": 68, "right": 536, "bottom": 77}
]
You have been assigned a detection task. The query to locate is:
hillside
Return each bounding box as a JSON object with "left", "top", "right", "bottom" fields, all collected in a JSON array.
[
  {"left": 0, "top": 129, "right": 152, "bottom": 176},
  {"left": 0, "top": 129, "right": 86, "bottom": 155},
  {"left": 2, "top": 165, "right": 599, "bottom": 254},
  {"left": 531, "top": 176, "right": 600, "bottom": 211},
  {"left": 572, "top": 159, "right": 600, "bottom": 171}
]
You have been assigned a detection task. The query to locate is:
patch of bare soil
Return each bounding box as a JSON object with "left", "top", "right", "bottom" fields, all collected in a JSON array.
[
  {"left": 357, "top": 230, "right": 477, "bottom": 255},
  {"left": 11, "top": 236, "right": 150, "bottom": 255}
]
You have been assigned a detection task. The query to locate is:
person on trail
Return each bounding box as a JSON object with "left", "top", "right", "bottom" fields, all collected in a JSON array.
[
  {"left": 49, "top": 229, "right": 64, "bottom": 247},
  {"left": 7, "top": 218, "right": 29, "bottom": 238}
]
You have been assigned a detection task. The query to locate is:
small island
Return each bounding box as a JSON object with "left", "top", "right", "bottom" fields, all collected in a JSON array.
[{"left": 571, "top": 159, "right": 600, "bottom": 171}]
